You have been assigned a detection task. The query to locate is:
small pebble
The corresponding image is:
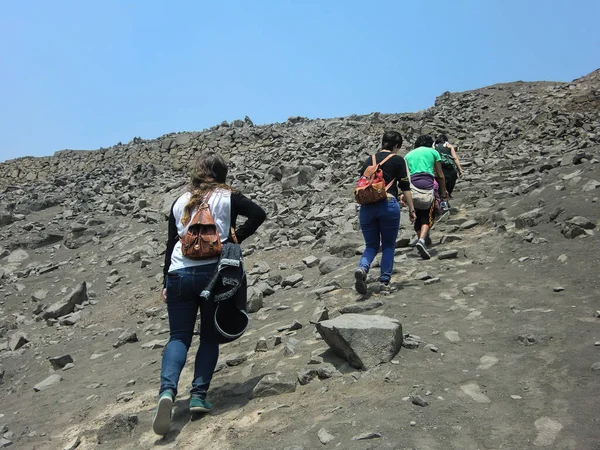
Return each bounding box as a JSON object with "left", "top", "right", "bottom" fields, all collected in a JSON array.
[
  {"left": 410, "top": 421, "right": 416, "bottom": 427},
  {"left": 553, "top": 286, "right": 565, "bottom": 292}
]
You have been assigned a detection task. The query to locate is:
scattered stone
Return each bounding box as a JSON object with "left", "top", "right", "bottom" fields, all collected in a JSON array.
[
  {"left": 225, "top": 354, "right": 248, "bottom": 366},
  {"left": 8, "top": 332, "right": 29, "bottom": 351},
  {"left": 411, "top": 395, "right": 429, "bottom": 407},
  {"left": 49, "top": 354, "right": 74, "bottom": 370},
  {"left": 43, "top": 282, "right": 88, "bottom": 319},
  {"left": 297, "top": 368, "right": 319, "bottom": 386},
  {"left": 288, "top": 320, "right": 303, "bottom": 331},
  {"left": 553, "top": 286, "right": 565, "bottom": 292},
  {"left": 141, "top": 339, "right": 167, "bottom": 350},
  {"left": 591, "top": 362, "right": 600, "bottom": 372},
  {"left": 517, "top": 334, "right": 537, "bottom": 345},
  {"left": 247, "top": 287, "right": 264, "bottom": 313},
  {"left": 459, "top": 219, "right": 478, "bottom": 230},
  {"left": 31, "top": 289, "right": 48, "bottom": 302},
  {"left": 310, "top": 303, "right": 329, "bottom": 323},
  {"left": 415, "top": 271, "right": 432, "bottom": 281},
  {"left": 444, "top": 331, "right": 461, "bottom": 343},
  {"left": 302, "top": 256, "right": 320, "bottom": 268},
  {"left": 438, "top": 249, "right": 458, "bottom": 260},
  {"left": 0, "top": 438, "right": 12, "bottom": 449},
  {"left": 116, "top": 391, "right": 135, "bottom": 402},
  {"left": 96, "top": 414, "right": 139, "bottom": 444},
  {"left": 318, "top": 257, "right": 341, "bottom": 275},
  {"left": 339, "top": 301, "right": 383, "bottom": 314},
  {"left": 351, "top": 431, "right": 381, "bottom": 440},
  {"left": 462, "top": 286, "right": 476, "bottom": 295},
  {"left": 255, "top": 337, "right": 269, "bottom": 352},
  {"left": 460, "top": 382, "right": 491, "bottom": 403},
  {"left": 282, "top": 274, "right": 303, "bottom": 287},
  {"left": 34, "top": 374, "right": 62, "bottom": 392},
  {"left": 424, "top": 277, "right": 441, "bottom": 285},
  {"left": 316, "top": 314, "right": 403, "bottom": 369},
  {"left": 317, "top": 428, "right": 335, "bottom": 444},
  {"left": 113, "top": 330, "right": 139, "bottom": 348},
  {"left": 251, "top": 373, "right": 297, "bottom": 398}
]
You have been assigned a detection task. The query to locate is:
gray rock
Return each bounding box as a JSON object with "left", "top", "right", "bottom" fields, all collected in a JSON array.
[
  {"left": 318, "top": 256, "right": 341, "bottom": 275},
  {"left": 317, "top": 363, "right": 338, "bottom": 379},
  {"left": 251, "top": 373, "right": 297, "bottom": 398},
  {"left": 339, "top": 301, "right": 383, "bottom": 314},
  {"left": 255, "top": 337, "right": 268, "bottom": 352},
  {"left": 247, "top": 287, "right": 264, "bottom": 313},
  {"left": 49, "top": 354, "right": 74, "bottom": 370},
  {"left": 0, "top": 364, "right": 5, "bottom": 384},
  {"left": 141, "top": 339, "right": 167, "bottom": 349},
  {"left": 415, "top": 271, "right": 432, "bottom": 281},
  {"left": 352, "top": 431, "right": 382, "bottom": 440},
  {"left": 411, "top": 395, "right": 429, "bottom": 407},
  {"left": 515, "top": 208, "right": 544, "bottom": 228},
  {"left": 310, "top": 302, "right": 329, "bottom": 323},
  {"left": 297, "top": 368, "right": 319, "bottom": 386},
  {"left": 315, "top": 314, "right": 403, "bottom": 369},
  {"left": 225, "top": 354, "right": 247, "bottom": 366},
  {"left": 8, "top": 332, "right": 29, "bottom": 351},
  {"left": 317, "top": 428, "right": 335, "bottom": 444},
  {"left": 459, "top": 219, "right": 479, "bottom": 230},
  {"left": 34, "top": 374, "right": 62, "bottom": 392},
  {"left": 0, "top": 438, "right": 12, "bottom": 449},
  {"left": 424, "top": 277, "right": 441, "bottom": 285},
  {"left": 31, "top": 289, "right": 48, "bottom": 302},
  {"left": 591, "top": 362, "right": 600, "bottom": 372},
  {"left": 97, "top": 414, "right": 139, "bottom": 443},
  {"left": 113, "top": 330, "right": 138, "bottom": 348},
  {"left": 568, "top": 216, "right": 596, "bottom": 229},
  {"left": 302, "top": 255, "right": 320, "bottom": 268},
  {"left": 438, "top": 249, "right": 459, "bottom": 260},
  {"left": 582, "top": 180, "right": 600, "bottom": 191},
  {"left": 282, "top": 273, "right": 303, "bottom": 287},
  {"left": 43, "top": 282, "right": 87, "bottom": 319}
]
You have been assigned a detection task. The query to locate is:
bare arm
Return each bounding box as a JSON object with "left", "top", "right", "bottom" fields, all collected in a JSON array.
[
  {"left": 448, "top": 144, "right": 463, "bottom": 176},
  {"left": 401, "top": 190, "right": 417, "bottom": 222},
  {"left": 434, "top": 161, "right": 448, "bottom": 199}
]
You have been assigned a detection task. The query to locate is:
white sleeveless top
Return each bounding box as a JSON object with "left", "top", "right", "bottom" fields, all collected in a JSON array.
[{"left": 168, "top": 188, "right": 232, "bottom": 273}]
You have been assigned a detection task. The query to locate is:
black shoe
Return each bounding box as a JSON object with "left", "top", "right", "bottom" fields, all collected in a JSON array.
[
  {"left": 415, "top": 240, "right": 431, "bottom": 260},
  {"left": 354, "top": 268, "right": 367, "bottom": 295},
  {"left": 425, "top": 234, "right": 432, "bottom": 246}
]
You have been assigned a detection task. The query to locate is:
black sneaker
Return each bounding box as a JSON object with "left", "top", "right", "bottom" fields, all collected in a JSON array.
[
  {"left": 415, "top": 240, "right": 431, "bottom": 260},
  {"left": 425, "top": 234, "right": 432, "bottom": 246},
  {"left": 354, "top": 268, "right": 367, "bottom": 295}
]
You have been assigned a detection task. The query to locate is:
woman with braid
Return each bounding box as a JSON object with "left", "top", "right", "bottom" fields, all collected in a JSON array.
[{"left": 153, "top": 151, "right": 266, "bottom": 436}]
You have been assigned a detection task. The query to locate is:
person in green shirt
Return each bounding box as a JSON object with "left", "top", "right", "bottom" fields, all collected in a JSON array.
[{"left": 403, "top": 135, "right": 448, "bottom": 259}]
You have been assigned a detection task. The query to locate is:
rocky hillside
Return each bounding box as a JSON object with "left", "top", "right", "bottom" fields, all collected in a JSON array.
[{"left": 0, "top": 70, "right": 599, "bottom": 450}]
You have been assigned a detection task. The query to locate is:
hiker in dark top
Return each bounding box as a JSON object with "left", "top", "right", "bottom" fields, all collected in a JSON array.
[
  {"left": 153, "top": 150, "right": 266, "bottom": 436},
  {"left": 434, "top": 134, "right": 463, "bottom": 199},
  {"left": 354, "top": 131, "right": 416, "bottom": 294}
]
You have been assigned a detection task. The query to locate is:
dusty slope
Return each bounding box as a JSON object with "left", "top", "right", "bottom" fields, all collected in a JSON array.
[{"left": 0, "top": 70, "right": 599, "bottom": 450}]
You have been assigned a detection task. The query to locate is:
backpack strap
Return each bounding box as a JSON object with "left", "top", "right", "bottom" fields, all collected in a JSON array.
[{"left": 378, "top": 153, "right": 396, "bottom": 167}]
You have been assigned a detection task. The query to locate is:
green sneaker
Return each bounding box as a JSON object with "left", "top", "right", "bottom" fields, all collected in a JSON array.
[
  {"left": 152, "top": 391, "right": 174, "bottom": 435},
  {"left": 189, "top": 396, "right": 213, "bottom": 413}
]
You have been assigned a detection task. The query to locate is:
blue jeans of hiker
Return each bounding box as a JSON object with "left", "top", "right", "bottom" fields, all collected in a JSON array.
[
  {"left": 358, "top": 198, "right": 401, "bottom": 284},
  {"left": 160, "top": 264, "right": 219, "bottom": 400}
]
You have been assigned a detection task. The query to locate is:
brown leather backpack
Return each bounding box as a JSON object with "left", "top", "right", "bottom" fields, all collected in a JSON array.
[
  {"left": 354, "top": 154, "right": 396, "bottom": 205},
  {"left": 180, "top": 192, "right": 223, "bottom": 259}
]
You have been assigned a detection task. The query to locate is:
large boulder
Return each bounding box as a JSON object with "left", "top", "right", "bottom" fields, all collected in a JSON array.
[
  {"left": 316, "top": 314, "right": 403, "bottom": 369},
  {"left": 43, "top": 282, "right": 88, "bottom": 319}
]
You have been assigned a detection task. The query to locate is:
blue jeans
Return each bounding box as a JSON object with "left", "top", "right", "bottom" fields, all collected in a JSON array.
[
  {"left": 358, "top": 198, "right": 400, "bottom": 283},
  {"left": 160, "top": 264, "right": 219, "bottom": 399}
]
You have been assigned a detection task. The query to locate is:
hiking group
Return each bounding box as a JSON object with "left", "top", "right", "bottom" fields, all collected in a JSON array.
[
  {"left": 153, "top": 131, "right": 462, "bottom": 435},
  {"left": 354, "top": 131, "right": 463, "bottom": 294}
]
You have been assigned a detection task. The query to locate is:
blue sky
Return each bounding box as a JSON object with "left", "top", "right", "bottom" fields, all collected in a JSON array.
[{"left": 1, "top": 0, "right": 599, "bottom": 162}]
